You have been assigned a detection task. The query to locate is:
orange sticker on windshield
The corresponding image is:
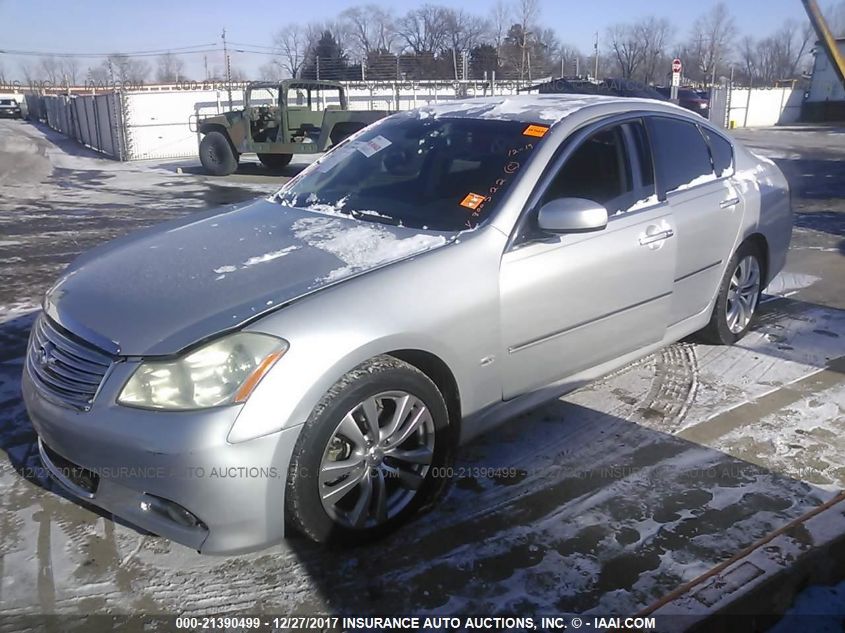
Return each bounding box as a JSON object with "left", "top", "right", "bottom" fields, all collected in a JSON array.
[
  {"left": 460, "top": 193, "right": 486, "bottom": 210},
  {"left": 523, "top": 124, "right": 549, "bottom": 137}
]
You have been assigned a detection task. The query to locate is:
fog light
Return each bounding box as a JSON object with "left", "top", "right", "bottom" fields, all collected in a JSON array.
[{"left": 140, "top": 495, "right": 204, "bottom": 528}]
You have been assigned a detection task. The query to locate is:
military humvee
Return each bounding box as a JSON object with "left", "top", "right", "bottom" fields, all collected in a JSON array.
[{"left": 196, "top": 80, "right": 388, "bottom": 176}]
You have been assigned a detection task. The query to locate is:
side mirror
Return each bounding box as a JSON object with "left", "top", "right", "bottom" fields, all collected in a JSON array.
[{"left": 537, "top": 198, "right": 609, "bottom": 234}]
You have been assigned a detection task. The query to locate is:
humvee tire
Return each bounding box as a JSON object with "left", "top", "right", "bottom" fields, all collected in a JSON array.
[
  {"left": 329, "top": 121, "right": 367, "bottom": 146},
  {"left": 258, "top": 153, "right": 293, "bottom": 172},
  {"left": 200, "top": 131, "right": 238, "bottom": 176}
]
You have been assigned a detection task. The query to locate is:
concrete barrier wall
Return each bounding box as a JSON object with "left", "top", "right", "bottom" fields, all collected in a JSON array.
[
  {"left": 33, "top": 82, "right": 807, "bottom": 161},
  {"left": 120, "top": 80, "right": 523, "bottom": 161}
]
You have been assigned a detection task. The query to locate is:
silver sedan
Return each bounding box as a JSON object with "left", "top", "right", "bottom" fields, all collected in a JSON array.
[{"left": 22, "top": 95, "right": 792, "bottom": 553}]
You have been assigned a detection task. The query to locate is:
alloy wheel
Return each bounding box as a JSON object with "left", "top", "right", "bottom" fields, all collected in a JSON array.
[
  {"left": 318, "top": 391, "right": 435, "bottom": 529},
  {"left": 725, "top": 255, "right": 761, "bottom": 334}
]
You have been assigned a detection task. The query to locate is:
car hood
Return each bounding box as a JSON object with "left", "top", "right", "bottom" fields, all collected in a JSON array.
[{"left": 45, "top": 198, "right": 452, "bottom": 356}]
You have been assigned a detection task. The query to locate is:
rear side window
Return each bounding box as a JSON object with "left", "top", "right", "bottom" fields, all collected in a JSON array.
[
  {"left": 700, "top": 128, "right": 734, "bottom": 177},
  {"left": 646, "top": 117, "right": 714, "bottom": 194}
]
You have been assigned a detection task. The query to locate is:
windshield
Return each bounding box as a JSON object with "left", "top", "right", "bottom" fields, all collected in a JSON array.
[
  {"left": 0, "top": 100, "right": 16, "bottom": 106},
  {"left": 275, "top": 113, "right": 546, "bottom": 231}
]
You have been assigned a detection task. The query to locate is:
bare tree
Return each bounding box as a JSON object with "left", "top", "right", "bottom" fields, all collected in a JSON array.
[
  {"left": 491, "top": 0, "right": 510, "bottom": 60},
  {"left": 156, "top": 52, "right": 185, "bottom": 83},
  {"left": 258, "top": 59, "right": 287, "bottom": 81},
  {"left": 270, "top": 24, "right": 319, "bottom": 78},
  {"left": 340, "top": 4, "right": 397, "bottom": 59},
  {"left": 738, "top": 35, "right": 758, "bottom": 85},
  {"left": 735, "top": 19, "right": 813, "bottom": 86},
  {"left": 513, "top": 0, "right": 539, "bottom": 80},
  {"left": 607, "top": 23, "right": 647, "bottom": 79},
  {"left": 779, "top": 19, "right": 814, "bottom": 77},
  {"left": 38, "top": 56, "right": 62, "bottom": 84},
  {"left": 638, "top": 17, "right": 672, "bottom": 84},
  {"left": 444, "top": 9, "right": 489, "bottom": 52},
  {"left": 85, "top": 64, "right": 111, "bottom": 85},
  {"left": 688, "top": 3, "right": 737, "bottom": 87},
  {"left": 19, "top": 62, "right": 36, "bottom": 85},
  {"left": 397, "top": 4, "right": 450, "bottom": 54},
  {"left": 558, "top": 43, "right": 582, "bottom": 76},
  {"left": 61, "top": 58, "right": 80, "bottom": 85}
]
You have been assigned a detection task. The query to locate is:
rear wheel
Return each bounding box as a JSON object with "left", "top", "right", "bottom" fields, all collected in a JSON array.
[
  {"left": 329, "top": 122, "right": 366, "bottom": 146},
  {"left": 199, "top": 131, "right": 238, "bottom": 176},
  {"left": 258, "top": 153, "right": 293, "bottom": 172},
  {"left": 699, "top": 242, "right": 764, "bottom": 345},
  {"left": 286, "top": 356, "right": 451, "bottom": 544}
]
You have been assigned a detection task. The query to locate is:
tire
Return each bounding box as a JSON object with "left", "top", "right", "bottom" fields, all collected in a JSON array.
[
  {"left": 286, "top": 355, "right": 452, "bottom": 544},
  {"left": 329, "top": 121, "right": 366, "bottom": 146},
  {"left": 257, "top": 153, "right": 293, "bottom": 171},
  {"left": 698, "top": 242, "right": 764, "bottom": 345},
  {"left": 199, "top": 131, "right": 238, "bottom": 176}
]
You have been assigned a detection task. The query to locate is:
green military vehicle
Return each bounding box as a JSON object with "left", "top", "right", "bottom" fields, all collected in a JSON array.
[{"left": 197, "top": 79, "right": 388, "bottom": 176}]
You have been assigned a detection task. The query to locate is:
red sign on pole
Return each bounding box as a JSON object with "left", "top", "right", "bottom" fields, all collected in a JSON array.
[{"left": 672, "top": 58, "right": 683, "bottom": 74}]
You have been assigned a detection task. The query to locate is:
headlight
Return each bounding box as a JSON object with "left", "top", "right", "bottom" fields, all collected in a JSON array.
[{"left": 118, "top": 333, "right": 288, "bottom": 410}]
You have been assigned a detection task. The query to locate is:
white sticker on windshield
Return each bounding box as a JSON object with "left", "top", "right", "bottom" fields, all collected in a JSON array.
[
  {"left": 356, "top": 135, "right": 392, "bottom": 158},
  {"left": 316, "top": 144, "right": 358, "bottom": 172}
]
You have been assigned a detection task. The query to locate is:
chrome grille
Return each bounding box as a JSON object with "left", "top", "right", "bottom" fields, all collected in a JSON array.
[{"left": 26, "top": 314, "right": 114, "bottom": 411}]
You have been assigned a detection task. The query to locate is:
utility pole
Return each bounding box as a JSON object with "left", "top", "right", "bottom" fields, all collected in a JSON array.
[
  {"left": 203, "top": 55, "right": 209, "bottom": 81},
  {"left": 593, "top": 32, "right": 599, "bottom": 79},
  {"left": 222, "top": 28, "right": 232, "bottom": 110}
]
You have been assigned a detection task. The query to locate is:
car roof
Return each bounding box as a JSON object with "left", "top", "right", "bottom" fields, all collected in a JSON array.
[{"left": 416, "top": 94, "right": 686, "bottom": 126}]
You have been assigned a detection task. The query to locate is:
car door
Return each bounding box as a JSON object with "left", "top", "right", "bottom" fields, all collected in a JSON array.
[
  {"left": 646, "top": 116, "right": 745, "bottom": 326},
  {"left": 499, "top": 118, "right": 676, "bottom": 400}
]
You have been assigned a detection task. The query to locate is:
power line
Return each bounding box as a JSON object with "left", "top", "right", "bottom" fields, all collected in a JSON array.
[{"left": 0, "top": 44, "right": 218, "bottom": 59}]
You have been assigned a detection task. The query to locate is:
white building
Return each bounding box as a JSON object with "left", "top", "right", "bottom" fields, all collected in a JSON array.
[{"left": 805, "top": 37, "right": 845, "bottom": 120}]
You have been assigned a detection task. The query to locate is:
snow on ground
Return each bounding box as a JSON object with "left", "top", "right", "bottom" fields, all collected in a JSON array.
[{"left": 0, "top": 120, "right": 843, "bottom": 619}]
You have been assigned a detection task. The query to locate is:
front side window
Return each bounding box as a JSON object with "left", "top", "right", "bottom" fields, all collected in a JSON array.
[
  {"left": 541, "top": 121, "right": 656, "bottom": 216},
  {"left": 542, "top": 126, "right": 631, "bottom": 213},
  {"left": 276, "top": 113, "right": 545, "bottom": 231},
  {"left": 647, "top": 117, "right": 715, "bottom": 194}
]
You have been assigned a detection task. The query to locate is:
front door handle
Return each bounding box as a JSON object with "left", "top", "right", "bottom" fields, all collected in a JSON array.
[
  {"left": 720, "top": 197, "right": 740, "bottom": 209},
  {"left": 639, "top": 228, "right": 675, "bottom": 246}
]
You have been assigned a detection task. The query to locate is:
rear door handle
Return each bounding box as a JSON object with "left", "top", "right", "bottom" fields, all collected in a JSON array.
[
  {"left": 639, "top": 228, "right": 675, "bottom": 246},
  {"left": 720, "top": 197, "right": 740, "bottom": 209}
]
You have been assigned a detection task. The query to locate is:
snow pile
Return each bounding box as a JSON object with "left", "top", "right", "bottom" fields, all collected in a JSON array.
[{"left": 292, "top": 216, "right": 447, "bottom": 282}]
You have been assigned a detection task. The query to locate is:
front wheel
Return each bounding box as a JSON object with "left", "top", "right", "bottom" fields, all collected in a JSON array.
[
  {"left": 199, "top": 131, "right": 238, "bottom": 176},
  {"left": 699, "top": 242, "right": 764, "bottom": 345},
  {"left": 285, "top": 356, "right": 452, "bottom": 544}
]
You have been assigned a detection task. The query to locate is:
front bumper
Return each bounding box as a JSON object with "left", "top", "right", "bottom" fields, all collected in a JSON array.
[
  {"left": 22, "top": 362, "right": 303, "bottom": 554},
  {"left": 0, "top": 110, "right": 21, "bottom": 118}
]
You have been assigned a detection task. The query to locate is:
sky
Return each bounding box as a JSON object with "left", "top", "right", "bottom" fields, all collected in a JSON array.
[{"left": 0, "top": 0, "right": 815, "bottom": 83}]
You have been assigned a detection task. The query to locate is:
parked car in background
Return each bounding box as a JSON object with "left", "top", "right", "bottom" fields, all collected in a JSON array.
[
  {"left": 0, "top": 98, "right": 22, "bottom": 119},
  {"left": 521, "top": 77, "right": 667, "bottom": 101},
  {"left": 655, "top": 87, "right": 710, "bottom": 117},
  {"left": 24, "top": 94, "right": 791, "bottom": 553},
  {"left": 194, "top": 79, "right": 387, "bottom": 176}
]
